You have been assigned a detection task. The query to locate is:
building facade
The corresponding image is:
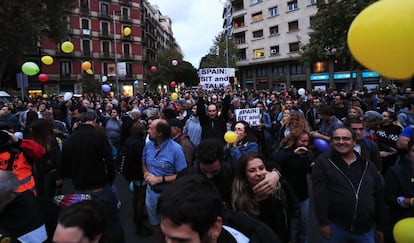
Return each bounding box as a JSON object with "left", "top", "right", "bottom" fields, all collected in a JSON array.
[
  {"left": 24, "top": 0, "right": 176, "bottom": 98},
  {"left": 228, "top": 0, "right": 384, "bottom": 92}
]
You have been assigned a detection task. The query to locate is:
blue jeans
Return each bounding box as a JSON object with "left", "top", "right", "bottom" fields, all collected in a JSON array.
[
  {"left": 76, "top": 184, "right": 125, "bottom": 243},
  {"left": 290, "top": 198, "right": 309, "bottom": 243},
  {"left": 321, "top": 222, "right": 374, "bottom": 243},
  {"left": 145, "top": 186, "right": 162, "bottom": 225}
]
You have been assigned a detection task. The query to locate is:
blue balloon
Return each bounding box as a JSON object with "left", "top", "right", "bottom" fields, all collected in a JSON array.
[
  {"left": 133, "top": 80, "right": 139, "bottom": 86},
  {"left": 314, "top": 138, "right": 329, "bottom": 153},
  {"left": 101, "top": 84, "right": 111, "bottom": 92}
]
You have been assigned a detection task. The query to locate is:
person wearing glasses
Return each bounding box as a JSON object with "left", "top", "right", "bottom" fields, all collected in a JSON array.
[{"left": 311, "top": 127, "right": 386, "bottom": 243}]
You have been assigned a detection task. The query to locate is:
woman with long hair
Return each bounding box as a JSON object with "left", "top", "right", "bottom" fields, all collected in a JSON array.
[
  {"left": 275, "top": 111, "right": 309, "bottom": 150},
  {"left": 225, "top": 120, "right": 258, "bottom": 162},
  {"left": 274, "top": 128, "right": 313, "bottom": 243},
  {"left": 232, "top": 152, "right": 292, "bottom": 242},
  {"left": 29, "top": 119, "right": 62, "bottom": 197}
]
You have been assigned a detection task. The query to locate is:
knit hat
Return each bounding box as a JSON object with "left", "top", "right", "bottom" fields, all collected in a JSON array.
[{"left": 363, "top": 110, "right": 383, "bottom": 122}]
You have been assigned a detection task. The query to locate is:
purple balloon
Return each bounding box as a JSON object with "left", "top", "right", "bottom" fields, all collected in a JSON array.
[
  {"left": 102, "top": 84, "right": 111, "bottom": 92},
  {"left": 314, "top": 138, "right": 329, "bottom": 152}
]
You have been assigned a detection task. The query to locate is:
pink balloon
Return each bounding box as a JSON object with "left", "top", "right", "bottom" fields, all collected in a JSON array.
[
  {"left": 171, "top": 59, "right": 178, "bottom": 66},
  {"left": 150, "top": 66, "right": 157, "bottom": 73},
  {"left": 170, "top": 81, "right": 176, "bottom": 88},
  {"left": 38, "top": 73, "right": 48, "bottom": 83}
]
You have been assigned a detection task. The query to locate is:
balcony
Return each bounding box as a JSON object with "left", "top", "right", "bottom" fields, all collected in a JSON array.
[
  {"left": 80, "top": 7, "right": 90, "bottom": 16},
  {"left": 120, "top": 0, "right": 132, "bottom": 6}
]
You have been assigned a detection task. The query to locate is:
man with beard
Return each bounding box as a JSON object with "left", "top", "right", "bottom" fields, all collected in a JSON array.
[{"left": 142, "top": 118, "right": 187, "bottom": 242}]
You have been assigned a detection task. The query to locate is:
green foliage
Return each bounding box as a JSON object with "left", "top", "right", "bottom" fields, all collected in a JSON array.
[
  {"left": 149, "top": 48, "right": 198, "bottom": 89},
  {"left": 199, "top": 31, "right": 237, "bottom": 69},
  {"left": 0, "top": 0, "right": 74, "bottom": 87},
  {"left": 301, "top": 0, "right": 376, "bottom": 69},
  {"left": 81, "top": 73, "right": 101, "bottom": 95}
]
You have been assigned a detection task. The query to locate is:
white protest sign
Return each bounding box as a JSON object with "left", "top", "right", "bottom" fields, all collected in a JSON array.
[
  {"left": 199, "top": 68, "right": 235, "bottom": 90},
  {"left": 235, "top": 108, "right": 260, "bottom": 126}
]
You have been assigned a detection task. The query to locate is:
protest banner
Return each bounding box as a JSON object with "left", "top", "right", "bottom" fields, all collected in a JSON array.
[
  {"left": 235, "top": 108, "right": 260, "bottom": 126},
  {"left": 199, "top": 68, "right": 235, "bottom": 90}
]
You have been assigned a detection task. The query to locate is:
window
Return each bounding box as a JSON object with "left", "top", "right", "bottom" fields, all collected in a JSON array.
[
  {"left": 309, "top": 0, "right": 317, "bottom": 4},
  {"left": 290, "top": 63, "right": 305, "bottom": 75},
  {"left": 252, "top": 12, "right": 263, "bottom": 22},
  {"left": 247, "top": 69, "right": 254, "bottom": 78},
  {"left": 313, "top": 62, "right": 329, "bottom": 73},
  {"left": 102, "top": 41, "right": 110, "bottom": 57},
  {"left": 309, "top": 16, "right": 316, "bottom": 29},
  {"left": 80, "top": 0, "right": 89, "bottom": 10},
  {"left": 82, "top": 39, "right": 91, "bottom": 56},
  {"left": 270, "top": 46, "right": 279, "bottom": 56},
  {"left": 81, "top": 19, "right": 89, "bottom": 29},
  {"left": 288, "top": 20, "right": 299, "bottom": 32},
  {"left": 60, "top": 61, "right": 71, "bottom": 78},
  {"left": 253, "top": 48, "right": 265, "bottom": 58},
  {"left": 251, "top": 0, "right": 262, "bottom": 4},
  {"left": 123, "top": 43, "right": 130, "bottom": 57},
  {"left": 126, "top": 63, "right": 133, "bottom": 77},
  {"left": 122, "top": 8, "right": 129, "bottom": 20},
  {"left": 272, "top": 65, "right": 285, "bottom": 75},
  {"left": 287, "top": 0, "right": 298, "bottom": 11},
  {"left": 268, "top": 6, "right": 278, "bottom": 17},
  {"left": 235, "top": 33, "right": 246, "bottom": 44},
  {"left": 289, "top": 42, "right": 300, "bottom": 52},
  {"left": 101, "top": 3, "right": 109, "bottom": 16},
  {"left": 253, "top": 30, "right": 263, "bottom": 39},
  {"left": 256, "top": 67, "right": 267, "bottom": 77},
  {"left": 269, "top": 25, "right": 279, "bottom": 36},
  {"left": 102, "top": 22, "right": 109, "bottom": 36}
]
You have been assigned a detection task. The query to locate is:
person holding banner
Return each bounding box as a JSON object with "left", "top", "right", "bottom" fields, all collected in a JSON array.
[
  {"left": 225, "top": 120, "right": 259, "bottom": 163},
  {"left": 196, "top": 87, "right": 231, "bottom": 144}
]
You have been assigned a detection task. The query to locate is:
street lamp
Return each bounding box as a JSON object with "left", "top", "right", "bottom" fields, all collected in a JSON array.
[{"left": 112, "top": 10, "right": 121, "bottom": 99}]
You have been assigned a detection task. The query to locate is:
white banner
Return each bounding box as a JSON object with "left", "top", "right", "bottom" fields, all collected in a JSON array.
[
  {"left": 117, "top": 62, "right": 127, "bottom": 76},
  {"left": 199, "top": 68, "right": 235, "bottom": 90},
  {"left": 235, "top": 108, "right": 260, "bottom": 126}
]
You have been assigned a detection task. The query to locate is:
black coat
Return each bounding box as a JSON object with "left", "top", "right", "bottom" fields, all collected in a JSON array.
[
  {"left": 311, "top": 150, "right": 387, "bottom": 233},
  {"left": 62, "top": 124, "right": 115, "bottom": 190}
]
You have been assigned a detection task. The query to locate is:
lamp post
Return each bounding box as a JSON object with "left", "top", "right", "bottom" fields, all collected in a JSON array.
[{"left": 112, "top": 10, "right": 121, "bottom": 99}]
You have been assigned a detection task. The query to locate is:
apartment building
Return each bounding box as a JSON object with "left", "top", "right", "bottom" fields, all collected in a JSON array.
[
  {"left": 228, "top": 0, "right": 383, "bottom": 92},
  {"left": 25, "top": 0, "right": 176, "bottom": 98}
]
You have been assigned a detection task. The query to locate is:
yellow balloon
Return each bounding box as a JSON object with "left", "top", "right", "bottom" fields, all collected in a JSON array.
[
  {"left": 61, "top": 41, "right": 74, "bottom": 53},
  {"left": 123, "top": 27, "right": 131, "bottom": 36},
  {"left": 224, "top": 131, "right": 237, "bottom": 144},
  {"left": 348, "top": 0, "right": 414, "bottom": 80},
  {"left": 393, "top": 217, "right": 414, "bottom": 243},
  {"left": 42, "top": 94, "right": 48, "bottom": 99},
  {"left": 41, "top": 56, "right": 53, "bottom": 65},
  {"left": 82, "top": 61, "right": 92, "bottom": 71},
  {"left": 171, "top": 92, "right": 178, "bottom": 100},
  {"left": 86, "top": 69, "right": 93, "bottom": 75}
]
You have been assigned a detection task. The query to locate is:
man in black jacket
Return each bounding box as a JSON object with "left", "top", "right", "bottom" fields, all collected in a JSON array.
[
  {"left": 311, "top": 127, "right": 386, "bottom": 243},
  {"left": 196, "top": 88, "right": 231, "bottom": 144},
  {"left": 62, "top": 111, "right": 125, "bottom": 242}
]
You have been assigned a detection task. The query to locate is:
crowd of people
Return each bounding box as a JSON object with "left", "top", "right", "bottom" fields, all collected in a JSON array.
[{"left": 0, "top": 84, "right": 413, "bottom": 243}]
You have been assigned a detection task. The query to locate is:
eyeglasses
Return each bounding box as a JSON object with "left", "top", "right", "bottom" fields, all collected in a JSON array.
[{"left": 333, "top": 137, "right": 352, "bottom": 142}]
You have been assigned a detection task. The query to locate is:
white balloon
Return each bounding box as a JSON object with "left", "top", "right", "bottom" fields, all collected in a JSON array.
[
  {"left": 102, "top": 76, "right": 107, "bottom": 82},
  {"left": 171, "top": 59, "right": 178, "bottom": 66},
  {"left": 298, "top": 88, "right": 305, "bottom": 96},
  {"left": 64, "top": 92, "right": 73, "bottom": 101}
]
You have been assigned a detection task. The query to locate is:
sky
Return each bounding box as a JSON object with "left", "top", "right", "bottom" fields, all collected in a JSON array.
[{"left": 149, "top": 0, "right": 225, "bottom": 68}]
